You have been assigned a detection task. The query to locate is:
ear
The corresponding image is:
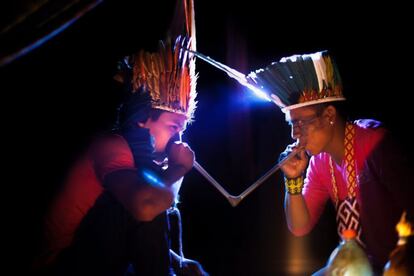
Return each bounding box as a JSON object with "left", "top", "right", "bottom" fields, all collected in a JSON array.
[{"left": 324, "top": 105, "right": 337, "bottom": 124}]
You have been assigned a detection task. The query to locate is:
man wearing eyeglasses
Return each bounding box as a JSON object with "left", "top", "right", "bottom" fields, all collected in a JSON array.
[{"left": 247, "top": 51, "right": 414, "bottom": 275}]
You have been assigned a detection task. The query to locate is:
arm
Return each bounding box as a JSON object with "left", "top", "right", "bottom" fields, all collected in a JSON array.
[
  {"left": 284, "top": 192, "right": 311, "bottom": 235},
  {"left": 94, "top": 134, "right": 194, "bottom": 222},
  {"left": 281, "top": 146, "right": 330, "bottom": 236},
  {"left": 286, "top": 172, "right": 330, "bottom": 236},
  {"left": 280, "top": 148, "right": 311, "bottom": 235},
  {"left": 106, "top": 142, "right": 194, "bottom": 222},
  {"left": 104, "top": 169, "right": 175, "bottom": 221}
]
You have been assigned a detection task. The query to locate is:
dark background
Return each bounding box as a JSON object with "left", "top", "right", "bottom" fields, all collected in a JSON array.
[{"left": 1, "top": 1, "right": 412, "bottom": 275}]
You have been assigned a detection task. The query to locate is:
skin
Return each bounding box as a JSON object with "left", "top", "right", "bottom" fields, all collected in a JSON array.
[
  {"left": 105, "top": 110, "right": 207, "bottom": 275},
  {"left": 140, "top": 111, "right": 193, "bottom": 198},
  {"left": 282, "top": 104, "right": 346, "bottom": 234},
  {"left": 106, "top": 111, "right": 195, "bottom": 222}
]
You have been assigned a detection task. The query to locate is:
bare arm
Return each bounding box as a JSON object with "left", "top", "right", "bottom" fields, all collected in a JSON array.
[
  {"left": 104, "top": 142, "right": 194, "bottom": 222},
  {"left": 104, "top": 169, "right": 173, "bottom": 221},
  {"left": 281, "top": 147, "right": 312, "bottom": 235},
  {"left": 284, "top": 193, "right": 311, "bottom": 235}
]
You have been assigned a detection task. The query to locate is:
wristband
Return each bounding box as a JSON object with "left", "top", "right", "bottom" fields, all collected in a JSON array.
[{"left": 284, "top": 176, "right": 304, "bottom": 195}]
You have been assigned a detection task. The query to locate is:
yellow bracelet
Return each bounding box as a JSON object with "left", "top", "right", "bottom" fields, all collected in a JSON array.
[{"left": 284, "top": 176, "right": 304, "bottom": 195}]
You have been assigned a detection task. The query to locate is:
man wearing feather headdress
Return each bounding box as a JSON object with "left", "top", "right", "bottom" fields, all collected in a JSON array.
[
  {"left": 190, "top": 47, "right": 414, "bottom": 274},
  {"left": 248, "top": 50, "right": 414, "bottom": 274},
  {"left": 33, "top": 0, "right": 208, "bottom": 275}
]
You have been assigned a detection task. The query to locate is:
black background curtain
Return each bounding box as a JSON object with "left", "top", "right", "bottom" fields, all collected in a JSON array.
[
  {"left": 1, "top": 1, "right": 412, "bottom": 275},
  {"left": 1, "top": 0, "right": 104, "bottom": 66}
]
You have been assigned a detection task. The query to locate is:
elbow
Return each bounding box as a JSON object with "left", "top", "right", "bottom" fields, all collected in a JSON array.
[
  {"left": 135, "top": 210, "right": 157, "bottom": 222},
  {"left": 289, "top": 226, "right": 311, "bottom": 237},
  {"left": 134, "top": 205, "right": 157, "bottom": 221},
  {"left": 287, "top": 222, "right": 312, "bottom": 237},
  {"left": 133, "top": 190, "right": 175, "bottom": 222},
  {"left": 286, "top": 213, "right": 312, "bottom": 236}
]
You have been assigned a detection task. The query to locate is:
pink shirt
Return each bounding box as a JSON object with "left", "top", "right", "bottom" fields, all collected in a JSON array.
[
  {"left": 294, "top": 122, "right": 414, "bottom": 268},
  {"left": 295, "top": 125, "right": 385, "bottom": 236}
]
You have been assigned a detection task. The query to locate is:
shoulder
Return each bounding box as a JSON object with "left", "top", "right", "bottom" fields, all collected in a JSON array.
[
  {"left": 90, "top": 134, "right": 136, "bottom": 180},
  {"left": 91, "top": 133, "right": 130, "bottom": 151},
  {"left": 352, "top": 119, "right": 408, "bottom": 165},
  {"left": 90, "top": 134, "right": 134, "bottom": 160},
  {"left": 353, "top": 119, "right": 383, "bottom": 129},
  {"left": 354, "top": 119, "right": 387, "bottom": 151}
]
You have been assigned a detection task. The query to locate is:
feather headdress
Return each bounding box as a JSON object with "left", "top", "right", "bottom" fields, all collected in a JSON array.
[
  {"left": 115, "top": 0, "right": 197, "bottom": 120},
  {"left": 247, "top": 50, "right": 344, "bottom": 112}
]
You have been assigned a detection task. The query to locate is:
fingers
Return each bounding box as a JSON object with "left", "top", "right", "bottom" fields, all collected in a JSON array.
[
  {"left": 181, "top": 260, "right": 209, "bottom": 276},
  {"left": 168, "top": 142, "right": 195, "bottom": 171},
  {"left": 289, "top": 153, "right": 304, "bottom": 166},
  {"left": 296, "top": 149, "right": 307, "bottom": 160},
  {"left": 279, "top": 141, "right": 301, "bottom": 162},
  {"left": 279, "top": 142, "right": 309, "bottom": 178},
  {"left": 168, "top": 142, "right": 194, "bottom": 158}
]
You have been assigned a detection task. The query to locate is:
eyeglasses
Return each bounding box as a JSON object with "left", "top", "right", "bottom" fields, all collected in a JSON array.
[{"left": 288, "top": 115, "right": 320, "bottom": 130}]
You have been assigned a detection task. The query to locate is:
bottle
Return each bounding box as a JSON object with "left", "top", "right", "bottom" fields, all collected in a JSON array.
[
  {"left": 325, "top": 229, "right": 373, "bottom": 276},
  {"left": 383, "top": 212, "right": 414, "bottom": 276}
]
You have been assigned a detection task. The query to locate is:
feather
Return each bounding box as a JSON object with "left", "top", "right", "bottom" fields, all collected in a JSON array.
[{"left": 115, "top": 0, "right": 197, "bottom": 119}]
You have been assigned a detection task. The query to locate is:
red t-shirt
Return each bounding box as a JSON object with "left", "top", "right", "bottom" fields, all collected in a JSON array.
[{"left": 42, "top": 134, "right": 135, "bottom": 264}]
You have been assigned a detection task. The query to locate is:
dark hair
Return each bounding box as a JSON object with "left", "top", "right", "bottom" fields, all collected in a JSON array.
[
  {"left": 314, "top": 100, "right": 349, "bottom": 121},
  {"left": 112, "top": 87, "right": 165, "bottom": 131},
  {"left": 112, "top": 60, "right": 167, "bottom": 131}
]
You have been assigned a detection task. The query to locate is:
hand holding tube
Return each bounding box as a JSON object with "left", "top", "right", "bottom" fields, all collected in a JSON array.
[{"left": 279, "top": 143, "right": 309, "bottom": 179}]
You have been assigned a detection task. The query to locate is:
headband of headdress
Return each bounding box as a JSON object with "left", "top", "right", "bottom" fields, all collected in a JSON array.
[
  {"left": 187, "top": 50, "right": 344, "bottom": 113},
  {"left": 115, "top": 0, "right": 197, "bottom": 121}
]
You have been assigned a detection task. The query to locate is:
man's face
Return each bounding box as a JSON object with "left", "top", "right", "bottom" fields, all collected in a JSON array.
[
  {"left": 285, "top": 105, "right": 331, "bottom": 156},
  {"left": 142, "top": 111, "right": 187, "bottom": 153}
]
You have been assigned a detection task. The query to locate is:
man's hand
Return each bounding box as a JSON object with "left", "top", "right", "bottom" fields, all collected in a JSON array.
[
  {"left": 279, "top": 143, "right": 308, "bottom": 179},
  {"left": 176, "top": 258, "right": 209, "bottom": 276},
  {"left": 170, "top": 250, "right": 209, "bottom": 276},
  {"left": 161, "top": 142, "right": 194, "bottom": 188},
  {"left": 167, "top": 142, "right": 195, "bottom": 173}
]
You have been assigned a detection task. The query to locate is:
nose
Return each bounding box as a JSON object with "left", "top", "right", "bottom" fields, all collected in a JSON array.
[{"left": 291, "top": 126, "right": 301, "bottom": 140}]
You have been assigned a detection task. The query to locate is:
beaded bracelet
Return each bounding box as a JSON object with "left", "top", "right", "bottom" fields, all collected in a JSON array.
[{"left": 284, "top": 176, "right": 304, "bottom": 195}]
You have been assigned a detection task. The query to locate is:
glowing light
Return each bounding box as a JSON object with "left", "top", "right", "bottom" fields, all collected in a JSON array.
[
  {"left": 242, "top": 82, "right": 271, "bottom": 102},
  {"left": 142, "top": 170, "right": 164, "bottom": 188},
  {"left": 184, "top": 49, "right": 272, "bottom": 102}
]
